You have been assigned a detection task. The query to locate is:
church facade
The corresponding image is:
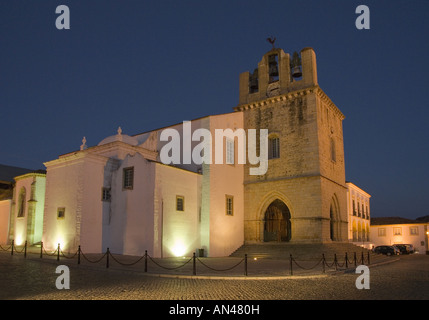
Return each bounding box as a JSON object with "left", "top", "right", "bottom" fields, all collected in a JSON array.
[
  {"left": 235, "top": 47, "right": 347, "bottom": 244},
  {"left": 2, "top": 47, "right": 369, "bottom": 257}
]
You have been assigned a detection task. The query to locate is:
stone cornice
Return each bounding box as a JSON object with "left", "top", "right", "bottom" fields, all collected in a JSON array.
[
  {"left": 346, "top": 181, "right": 371, "bottom": 198},
  {"left": 315, "top": 87, "right": 345, "bottom": 121},
  {"left": 44, "top": 151, "right": 112, "bottom": 169},
  {"left": 234, "top": 85, "right": 345, "bottom": 121},
  {"left": 234, "top": 86, "right": 317, "bottom": 112},
  {"left": 244, "top": 172, "right": 347, "bottom": 189},
  {"left": 91, "top": 140, "right": 158, "bottom": 161}
]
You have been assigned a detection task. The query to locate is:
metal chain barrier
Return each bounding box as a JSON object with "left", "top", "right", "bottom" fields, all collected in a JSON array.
[
  {"left": 0, "top": 244, "right": 12, "bottom": 251},
  {"left": 60, "top": 249, "right": 79, "bottom": 259},
  {"left": 108, "top": 251, "right": 146, "bottom": 266},
  {"left": 0, "top": 239, "right": 373, "bottom": 276},
  {"left": 147, "top": 254, "right": 193, "bottom": 270},
  {"left": 291, "top": 257, "right": 323, "bottom": 271},
  {"left": 197, "top": 257, "right": 245, "bottom": 272},
  {"left": 80, "top": 250, "right": 108, "bottom": 264}
]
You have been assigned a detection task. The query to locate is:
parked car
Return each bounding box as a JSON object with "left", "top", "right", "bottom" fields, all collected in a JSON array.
[
  {"left": 393, "top": 244, "right": 409, "bottom": 254},
  {"left": 405, "top": 244, "right": 415, "bottom": 253},
  {"left": 374, "top": 245, "right": 400, "bottom": 256},
  {"left": 393, "top": 244, "right": 416, "bottom": 254}
]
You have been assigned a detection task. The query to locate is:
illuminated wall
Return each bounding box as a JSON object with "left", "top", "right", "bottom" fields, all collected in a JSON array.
[
  {"left": 135, "top": 112, "right": 245, "bottom": 257},
  {"left": 154, "top": 163, "right": 201, "bottom": 258},
  {"left": 346, "top": 182, "right": 371, "bottom": 246},
  {"left": 0, "top": 200, "right": 11, "bottom": 244},
  {"left": 12, "top": 172, "right": 46, "bottom": 246}
]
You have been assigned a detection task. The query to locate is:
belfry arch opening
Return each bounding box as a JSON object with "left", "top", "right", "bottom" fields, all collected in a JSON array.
[{"left": 263, "top": 199, "right": 291, "bottom": 242}]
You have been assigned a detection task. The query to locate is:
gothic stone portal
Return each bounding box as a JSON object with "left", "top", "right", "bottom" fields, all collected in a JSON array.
[{"left": 263, "top": 199, "right": 291, "bottom": 242}]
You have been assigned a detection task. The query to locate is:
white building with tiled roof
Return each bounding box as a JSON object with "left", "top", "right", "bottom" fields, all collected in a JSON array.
[{"left": 370, "top": 217, "right": 429, "bottom": 254}]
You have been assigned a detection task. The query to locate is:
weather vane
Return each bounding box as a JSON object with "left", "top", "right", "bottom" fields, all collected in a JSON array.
[{"left": 266, "top": 36, "right": 276, "bottom": 49}]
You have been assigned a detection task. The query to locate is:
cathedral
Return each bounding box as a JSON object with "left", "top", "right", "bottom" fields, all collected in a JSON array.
[{"left": 1, "top": 47, "right": 370, "bottom": 257}]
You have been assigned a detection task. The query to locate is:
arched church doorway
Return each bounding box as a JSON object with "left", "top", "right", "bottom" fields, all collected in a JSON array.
[{"left": 263, "top": 199, "right": 291, "bottom": 242}]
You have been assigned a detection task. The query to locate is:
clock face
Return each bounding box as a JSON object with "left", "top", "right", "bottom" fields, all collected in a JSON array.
[{"left": 267, "top": 81, "right": 280, "bottom": 97}]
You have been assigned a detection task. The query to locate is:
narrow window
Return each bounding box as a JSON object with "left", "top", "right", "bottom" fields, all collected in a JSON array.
[
  {"left": 176, "top": 196, "right": 184, "bottom": 212},
  {"left": 57, "top": 207, "right": 65, "bottom": 219},
  {"left": 352, "top": 200, "right": 356, "bottom": 216},
  {"left": 225, "top": 195, "right": 234, "bottom": 216},
  {"left": 330, "top": 138, "right": 336, "bottom": 162},
  {"left": 226, "top": 138, "right": 234, "bottom": 164},
  {"left": 123, "top": 167, "right": 134, "bottom": 190},
  {"left": 102, "top": 187, "right": 111, "bottom": 201},
  {"left": 17, "top": 187, "right": 26, "bottom": 218},
  {"left": 268, "top": 137, "right": 280, "bottom": 159}
]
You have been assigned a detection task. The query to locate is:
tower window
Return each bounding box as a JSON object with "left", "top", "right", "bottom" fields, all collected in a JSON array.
[
  {"left": 268, "top": 137, "right": 280, "bottom": 159},
  {"left": 330, "top": 138, "right": 336, "bottom": 162}
]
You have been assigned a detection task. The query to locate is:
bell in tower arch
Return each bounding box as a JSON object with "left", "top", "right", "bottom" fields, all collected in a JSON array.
[
  {"left": 268, "top": 54, "right": 279, "bottom": 78},
  {"left": 291, "top": 51, "right": 302, "bottom": 78},
  {"left": 249, "top": 68, "right": 259, "bottom": 93}
]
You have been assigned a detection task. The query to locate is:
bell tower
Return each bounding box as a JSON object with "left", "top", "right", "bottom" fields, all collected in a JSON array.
[
  {"left": 238, "top": 47, "right": 318, "bottom": 105},
  {"left": 235, "top": 46, "right": 348, "bottom": 244}
]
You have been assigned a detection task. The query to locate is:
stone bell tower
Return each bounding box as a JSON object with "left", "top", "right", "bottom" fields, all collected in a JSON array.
[{"left": 235, "top": 46, "right": 348, "bottom": 243}]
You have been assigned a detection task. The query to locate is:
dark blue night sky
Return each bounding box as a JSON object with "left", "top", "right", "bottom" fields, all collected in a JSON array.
[{"left": 1, "top": 0, "right": 428, "bottom": 219}]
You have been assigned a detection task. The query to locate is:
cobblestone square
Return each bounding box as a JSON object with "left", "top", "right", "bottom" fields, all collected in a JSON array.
[{"left": 1, "top": 251, "right": 428, "bottom": 301}]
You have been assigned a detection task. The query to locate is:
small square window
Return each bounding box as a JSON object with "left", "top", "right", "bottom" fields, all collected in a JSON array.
[
  {"left": 102, "top": 187, "right": 111, "bottom": 201},
  {"left": 123, "top": 167, "right": 134, "bottom": 190},
  {"left": 410, "top": 226, "right": 418, "bottom": 235},
  {"left": 393, "top": 227, "right": 402, "bottom": 236},
  {"left": 378, "top": 228, "right": 386, "bottom": 237},
  {"left": 176, "top": 196, "right": 184, "bottom": 212},
  {"left": 225, "top": 195, "right": 234, "bottom": 216},
  {"left": 57, "top": 207, "right": 65, "bottom": 219}
]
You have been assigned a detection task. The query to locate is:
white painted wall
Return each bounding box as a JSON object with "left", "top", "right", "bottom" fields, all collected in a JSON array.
[
  {"left": 43, "top": 154, "right": 108, "bottom": 253},
  {"left": 206, "top": 112, "right": 244, "bottom": 257},
  {"left": 135, "top": 112, "right": 245, "bottom": 257},
  {"left": 0, "top": 200, "right": 11, "bottom": 244},
  {"left": 43, "top": 158, "right": 83, "bottom": 252},
  {"left": 154, "top": 162, "right": 201, "bottom": 258},
  {"left": 108, "top": 153, "right": 156, "bottom": 256}
]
